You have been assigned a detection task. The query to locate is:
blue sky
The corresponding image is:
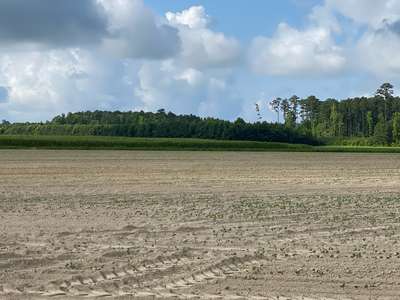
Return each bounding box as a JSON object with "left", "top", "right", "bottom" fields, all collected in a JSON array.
[
  {"left": 147, "top": 0, "right": 322, "bottom": 40},
  {"left": 0, "top": 0, "right": 399, "bottom": 122}
]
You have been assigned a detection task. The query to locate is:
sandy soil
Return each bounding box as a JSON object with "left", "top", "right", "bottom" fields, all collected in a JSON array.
[{"left": 1, "top": 150, "right": 400, "bottom": 300}]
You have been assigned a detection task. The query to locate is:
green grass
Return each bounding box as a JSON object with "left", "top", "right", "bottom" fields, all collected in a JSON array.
[
  {"left": 0, "top": 135, "right": 313, "bottom": 152},
  {"left": 1, "top": 135, "right": 400, "bottom": 153},
  {"left": 314, "top": 145, "right": 400, "bottom": 153}
]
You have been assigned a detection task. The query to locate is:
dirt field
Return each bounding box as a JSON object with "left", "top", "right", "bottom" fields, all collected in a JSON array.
[{"left": 1, "top": 150, "right": 400, "bottom": 300}]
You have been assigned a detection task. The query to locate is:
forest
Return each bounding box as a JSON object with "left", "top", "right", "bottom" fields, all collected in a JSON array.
[
  {"left": 0, "top": 110, "right": 318, "bottom": 145},
  {"left": 266, "top": 83, "right": 400, "bottom": 145},
  {"left": 1, "top": 83, "right": 399, "bottom": 146}
]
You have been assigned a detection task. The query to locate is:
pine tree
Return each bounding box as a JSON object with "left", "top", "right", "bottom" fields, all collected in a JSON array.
[
  {"left": 366, "top": 111, "right": 373, "bottom": 137},
  {"left": 392, "top": 112, "right": 400, "bottom": 144},
  {"left": 373, "top": 113, "right": 388, "bottom": 145},
  {"left": 269, "top": 98, "right": 281, "bottom": 123}
]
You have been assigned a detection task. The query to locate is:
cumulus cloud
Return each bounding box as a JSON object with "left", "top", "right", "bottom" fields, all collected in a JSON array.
[
  {"left": 309, "top": 4, "right": 342, "bottom": 33},
  {"left": 166, "top": 6, "right": 210, "bottom": 29},
  {"left": 0, "top": 0, "right": 180, "bottom": 60},
  {"left": 99, "top": 0, "right": 180, "bottom": 59},
  {"left": 0, "top": 49, "right": 141, "bottom": 121},
  {"left": 135, "top": 60, "right": 241, "bottom": 119},
  {"left": 320, "top": 0, "right": 400, "bottom": 76},
  {"left": 249, "top": 23, "right": 346, "bottom": 76},
  {"left": 248, "top": 0, "right": 400, "bottom": 78},
  {"left": 356, "top": 25, "right": 400, "bottom": 76},
  {"left": 130, "top": 6, "right": 243, "bottom": 119},
  {"left": 326, "top": 0, "right": 400, "bottom": 28},
  {"left": 166, "top": 6, "right": 241, "bottom": 69},
  {"left": 0, "top": 0, "right": 185, "bottom": 121},
  {"left": 0, "top": 0, "right": 108, "bottom": 48},
  {"left": 0, "top": 3, "right": 244, "bottom": 122}
]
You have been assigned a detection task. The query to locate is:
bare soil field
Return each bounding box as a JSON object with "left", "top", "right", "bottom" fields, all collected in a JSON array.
[{"left": 1, "top": 150, "right": 400, "bottom": 300}]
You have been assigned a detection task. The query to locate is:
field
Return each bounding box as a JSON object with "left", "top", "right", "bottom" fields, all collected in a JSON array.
[
  {"left": 2, "top": 135, "right": 400, "bottom": 153},
  {"left": 1, "top": 150, "right": 400, "bottom": 300},
  {"left": 0, "top": 135, "right": 313, "bottom": 152}
]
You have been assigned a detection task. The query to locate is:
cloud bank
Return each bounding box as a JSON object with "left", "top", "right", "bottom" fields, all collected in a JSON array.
[{"left": 1, "top": 0, "right": 400, "bottom": 122}]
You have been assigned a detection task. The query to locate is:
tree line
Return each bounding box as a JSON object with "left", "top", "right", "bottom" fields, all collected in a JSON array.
[
  {"left": 1, "top": 83, "right": 400, "bottom": 146},
  {"left": 0, "top": 109, "right": 319, "bottom": 145},
  {"left": 267, "top": 83, "right": 400, "bottom": 145}
]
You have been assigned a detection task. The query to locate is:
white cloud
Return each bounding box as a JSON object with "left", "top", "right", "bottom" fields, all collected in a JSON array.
[
  {"left": 316, "top": 0, "right": 400, "bottom": 77},
  {"left": 99, "top": 0, "right": 180, "bottom": 59},
  {"left": 356, "top": 26, "right": 400, "bottom": 76},
  {"left": 0, "top": 49, "right": 141, "bottom": 121},
  {"left": 0, "top": 50, "right": 83, "bottom": 113},
  {"left": 166, "top": 6, "right": 241, "bottom": 69},
  {"left": 309, "top": 4, "right": 342, "bottom": 33},
  {"left": 249, "top": 23, "right": 346, "bottom": 76},
  {"left": 0, "top": 3, "right": 244, "bottom": 122},
  {"left": 247, "top": 0, "right": 400, "bottom": 79},
  {"left": 166, "top": 6, "right": 210, "bottom": 29},
  {"left": 135, "top": 60, "right": 241, "bottom": 119},
  {"left": 0, "top": 0, "right": 180, "bottom": 60},
  {"left": 326, "top": 0, "right": 400, "bottom": 28},
  {"left": 130, "top": 6, "right": 243, "bottom": 120}
]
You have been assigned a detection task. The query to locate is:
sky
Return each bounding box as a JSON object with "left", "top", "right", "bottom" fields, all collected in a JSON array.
[{"left": 1, "top": 0, "right": 400, "bottom": 122}]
